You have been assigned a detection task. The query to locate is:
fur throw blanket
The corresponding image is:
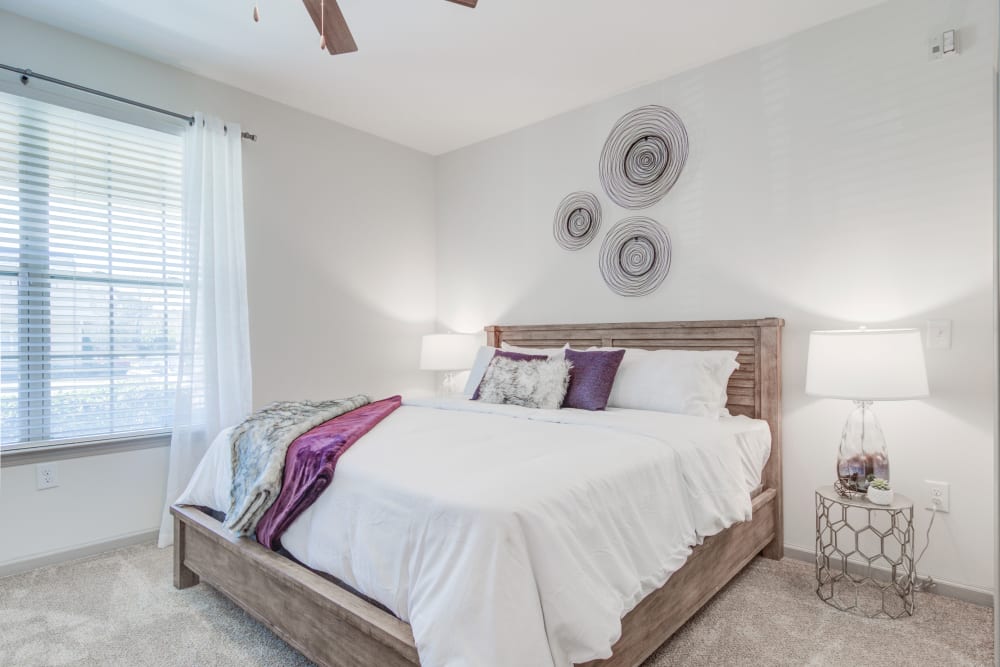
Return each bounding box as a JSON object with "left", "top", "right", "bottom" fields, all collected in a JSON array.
[{"left": 224, "top": 395, "right": 370, "bottom": 536}]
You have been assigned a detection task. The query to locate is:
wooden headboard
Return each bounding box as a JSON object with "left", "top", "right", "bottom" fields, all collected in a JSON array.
[
  {"left": 485, "top": 318, "right": 784, "bottom": 540},
  {"left": 485, "top": 318, "right": 782, "bottom": 422}
]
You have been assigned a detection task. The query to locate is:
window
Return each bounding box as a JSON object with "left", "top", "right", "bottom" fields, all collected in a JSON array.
[{"left": 0, "top": 91, "right": 185, "bottom": 450}]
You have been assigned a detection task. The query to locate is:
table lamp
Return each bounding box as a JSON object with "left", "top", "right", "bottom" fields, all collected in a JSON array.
[
  {"left": 420, "top": 333, "right": 480, "bottom": 394},
  {"left": 806, "top": 328, "right": 929, "bottom": 492}
]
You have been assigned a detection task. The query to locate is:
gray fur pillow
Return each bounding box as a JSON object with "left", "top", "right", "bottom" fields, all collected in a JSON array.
[{"left": 477, "top": 356, "right": 572, "bottom": 409}]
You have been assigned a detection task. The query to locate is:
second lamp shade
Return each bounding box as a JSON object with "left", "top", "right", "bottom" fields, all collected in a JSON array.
[{"left": 805, "top": 328, "right": 929, "bottom": 401}]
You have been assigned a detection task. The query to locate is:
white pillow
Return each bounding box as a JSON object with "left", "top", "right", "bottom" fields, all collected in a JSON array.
[
  {"left": 596, "top": 347, "right": 739, "bottom": 418},
  {"left": 464, "top": 346, "right": 498, "bottom": 397}
]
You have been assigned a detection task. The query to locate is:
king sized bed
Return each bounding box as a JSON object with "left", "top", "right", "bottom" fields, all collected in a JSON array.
[{"left": 171, "top": 318, "right": 784, "bottom": 667}]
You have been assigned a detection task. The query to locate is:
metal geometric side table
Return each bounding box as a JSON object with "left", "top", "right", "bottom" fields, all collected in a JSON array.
[{"left": 815, "top": 486, "right": 915, "bottom": 619}]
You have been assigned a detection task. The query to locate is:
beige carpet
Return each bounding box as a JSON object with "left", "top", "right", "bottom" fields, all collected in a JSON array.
[{"left": 0, "top": 543, "right": 992, "bottom": 666}]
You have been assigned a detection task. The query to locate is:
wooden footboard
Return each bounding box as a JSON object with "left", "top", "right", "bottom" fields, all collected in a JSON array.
[
  {"left": 172, "top": 506, "right": 420, "bottom": 667},
  {"left": 172, "top": 487, "right": 777, "bottom": 667}
]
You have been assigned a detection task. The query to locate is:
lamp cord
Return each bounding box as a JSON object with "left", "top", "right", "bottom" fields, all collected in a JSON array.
[{"left": 913, "top": 504, "right": 937, "bottom": 592}]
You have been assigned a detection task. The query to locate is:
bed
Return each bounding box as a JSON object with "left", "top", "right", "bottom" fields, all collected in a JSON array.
[{"left": 171, "top": 318, "right": 783, "bottom": 667}]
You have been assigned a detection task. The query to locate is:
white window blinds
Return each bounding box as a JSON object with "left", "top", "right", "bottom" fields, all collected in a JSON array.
[{"left": 0, "top": 91, "right": 185, "bottom": 449}]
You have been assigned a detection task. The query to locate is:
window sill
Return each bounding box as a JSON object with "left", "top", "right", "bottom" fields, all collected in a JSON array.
[{"left": 0, "top": 433, "right": 171, "bottom": 467}]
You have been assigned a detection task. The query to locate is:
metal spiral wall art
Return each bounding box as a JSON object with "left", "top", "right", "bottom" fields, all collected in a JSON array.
[
  {"left": 599, "top": 217, "right": 672, "bottom": 297},
  {"left": 599, "top": 105, "right": 689, "bottom": 209},
  {"left": 553, "top": 191, "right": 602, "bottom": 250}
]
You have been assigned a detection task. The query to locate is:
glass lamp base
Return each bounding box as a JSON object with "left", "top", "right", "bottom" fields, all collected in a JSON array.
[
  {"left": 836, "top": 400, "right": 889, "bottom": 492},
  {"left": 438, "top": 370, "right": 469, "bottom": 396}
]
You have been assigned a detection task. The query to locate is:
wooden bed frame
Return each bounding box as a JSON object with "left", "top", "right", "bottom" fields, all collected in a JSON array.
[{"left": 172, "top": 318, "right": 783, "bottom": 667}]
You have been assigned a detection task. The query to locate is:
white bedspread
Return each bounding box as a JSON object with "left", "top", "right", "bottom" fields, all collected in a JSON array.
[{"left": 177, "top": 397, "right": 771, "bottom": 667}]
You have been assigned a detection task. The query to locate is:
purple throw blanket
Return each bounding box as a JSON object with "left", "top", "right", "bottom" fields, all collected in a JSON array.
[{"left": 255, "top": 395, "right": 402, "bottom": 550}]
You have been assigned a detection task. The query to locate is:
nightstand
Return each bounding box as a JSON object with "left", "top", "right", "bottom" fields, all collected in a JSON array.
[{"left": 815, "top": 485, "right": 915, "bottom": 618}]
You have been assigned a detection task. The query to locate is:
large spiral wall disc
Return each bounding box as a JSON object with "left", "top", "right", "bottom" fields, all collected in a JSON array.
[
  {"left": 599, "top": 105, "right": 689, "bottom": 209},
  {"left": 553, "top": 191, "right": 601, "bottom": 250},
  {"left": 599, "top": 217, "right": 672, "bottom": 296}
]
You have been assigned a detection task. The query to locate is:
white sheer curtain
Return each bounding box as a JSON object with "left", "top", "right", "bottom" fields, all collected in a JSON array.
[{"left": 158, "top": 114, "right": 253, "bottom": 547}]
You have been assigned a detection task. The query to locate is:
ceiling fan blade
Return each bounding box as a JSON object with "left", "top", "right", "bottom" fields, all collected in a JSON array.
[
  {"left": 445, "top": 0, "right": 478, "bottom": 7},
  {"left": 301, "top": 0, "right": 358, "bottom": 55}
]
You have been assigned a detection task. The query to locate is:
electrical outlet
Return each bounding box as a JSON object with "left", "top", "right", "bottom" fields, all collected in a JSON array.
[
  {"left": 36, "top": 463, "right": 59, "bottom": 490},
  {"left": 925, "top": 480, "right": 950, "bottom": 513}
]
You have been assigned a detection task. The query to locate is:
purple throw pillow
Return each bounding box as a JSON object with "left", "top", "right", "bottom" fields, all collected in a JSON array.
[
  {"left": 472, "top": 349, "right": 548, "bottom": 400},
  {"left": 562, "top": 348, "right": 626, "bottom": 411}
]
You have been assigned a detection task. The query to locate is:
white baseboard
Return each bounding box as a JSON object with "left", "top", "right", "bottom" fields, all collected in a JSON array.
[
  {"left": 0, "top": 529, "right": 159, "bottom": 579},
  {"left": 783, "top": 544, "right": 995, "bottom": 608}
]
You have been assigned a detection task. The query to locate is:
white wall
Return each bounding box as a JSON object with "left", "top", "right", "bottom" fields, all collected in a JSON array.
[
  {"left": 436, "top": 0, "right": 997, "bottom": 593},
  {"left": 0, "top": 448, "right": 170, "bottom": 568},
  {"left": 0, "top": 13, "right": 436, "bottom": 568}
]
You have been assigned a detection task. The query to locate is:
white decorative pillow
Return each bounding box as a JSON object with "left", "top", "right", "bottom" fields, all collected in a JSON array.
[
  {"left": 464, "top": 344, "right": 568, "bottom": 397},
  {"left": 476, "top": 356, "right": 572, "bottom": 409},
  {"left": 596, "top": 348, "right": 739, "bottom": 418}
]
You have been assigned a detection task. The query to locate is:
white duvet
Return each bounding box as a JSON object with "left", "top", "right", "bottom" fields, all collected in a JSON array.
[{"left": 177, "top": 397, "right": 771, "bottom": 667}]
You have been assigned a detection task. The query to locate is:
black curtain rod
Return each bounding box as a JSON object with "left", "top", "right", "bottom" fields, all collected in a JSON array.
[{"left": 0, "top": 63, "right": 257, "bottom": 142}]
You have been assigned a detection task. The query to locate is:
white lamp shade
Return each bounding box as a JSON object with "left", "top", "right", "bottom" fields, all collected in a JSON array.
[
  {"left": 420, "top": 333, "right": 480, "bottom": 371},
  {"left": 806, "top": 328, "right": 929, "bottom": 401}
]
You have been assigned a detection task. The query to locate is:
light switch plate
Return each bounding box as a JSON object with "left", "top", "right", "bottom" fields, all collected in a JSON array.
[
  {"left": 926, "top": 319, "right": 951, "bottom": 349},
  {"left": 942, "top": 29, "right": 957, "bottom": 55}
]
